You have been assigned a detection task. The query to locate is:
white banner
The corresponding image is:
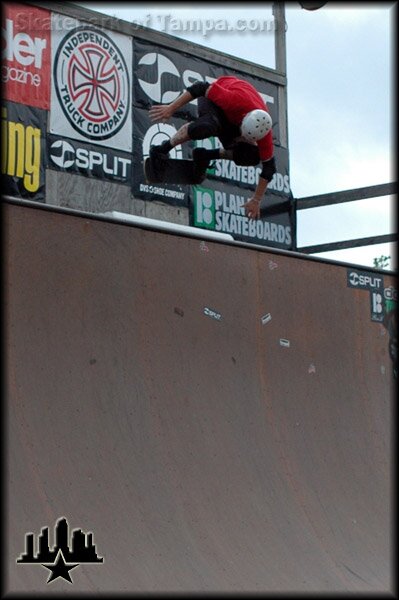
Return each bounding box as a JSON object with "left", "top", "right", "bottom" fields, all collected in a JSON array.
[{"left": 50, "top": 15, "right": 132, "bottom": 151}]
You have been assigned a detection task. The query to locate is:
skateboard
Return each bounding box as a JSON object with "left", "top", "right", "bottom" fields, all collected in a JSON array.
[{"left": 144, "top": 155, "right": 208, "bottom": 185}]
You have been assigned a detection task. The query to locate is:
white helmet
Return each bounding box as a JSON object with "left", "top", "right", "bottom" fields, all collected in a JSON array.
[{"left": 241, "top": 109, "right": 272, "bottom": 142}]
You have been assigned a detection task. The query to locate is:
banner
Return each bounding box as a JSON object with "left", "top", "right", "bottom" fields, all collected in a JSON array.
[
  {"left": 132, "top": 38, "right": 294, "bottom": 250},
  {"left": 2, "top": 3, "right": 51, "bottom": 110},
  {"left": 1, "top": 100, "right": 46, "bottom": 200},
  {"left": 50, "top": 16, "right": 132, "bottom": 151},
  {"left": 133, "top": 106, "right": 189, "bottom": 203},
  {"left": 133, "top": 40, "right": 280, "bottom": 137},
  {"left": 191, "top": 180, "right": 292, "bottom": 248},
  {"left": 48, "top": 135, "right": 132, "bottom": 184}
]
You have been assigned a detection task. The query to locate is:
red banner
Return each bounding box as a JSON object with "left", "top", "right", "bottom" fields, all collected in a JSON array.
[{"left": 2, "top": 3, "right": 51, "bottom": 109}]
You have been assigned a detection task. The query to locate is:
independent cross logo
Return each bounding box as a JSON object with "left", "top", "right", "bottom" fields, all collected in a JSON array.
[
  {"left": 17, "top": 517, "right": 103, "bottom": 584},
  {"left": 54, "top": 25, "right": 130, "bottom": 141}
]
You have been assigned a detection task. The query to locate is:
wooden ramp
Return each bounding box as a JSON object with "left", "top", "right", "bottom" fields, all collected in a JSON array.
[{"left": 5, "top": 200, "right": 394, "bottom": 593}]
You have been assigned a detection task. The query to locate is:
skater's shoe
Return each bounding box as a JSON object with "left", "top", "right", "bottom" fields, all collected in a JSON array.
[
  {"left": 150, "top": 140, "right": 172, "bottom": 159},
  {"left": 192, "top": 147, "right": 213, "bottom": 171}
]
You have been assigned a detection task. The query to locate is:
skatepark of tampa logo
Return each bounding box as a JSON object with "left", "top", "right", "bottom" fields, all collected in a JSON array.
[
  {"left": 17, "top": 517, "right": 103, "bottom": 584},
  {"left": 53, "top": 25, "right": 130, "bottom": 141}
]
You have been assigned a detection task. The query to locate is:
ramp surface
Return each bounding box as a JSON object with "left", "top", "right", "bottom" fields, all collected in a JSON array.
[{"left": 5, "top": 201, "right": 394, "bottom": 593}]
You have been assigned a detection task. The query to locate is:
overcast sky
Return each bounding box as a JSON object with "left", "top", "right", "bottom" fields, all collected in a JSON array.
[{"left": 79, "top": 2, "right": 396, "bottom": 270}]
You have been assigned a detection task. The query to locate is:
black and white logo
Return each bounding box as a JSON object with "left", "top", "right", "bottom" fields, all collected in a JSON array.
[
  {"left": 50, "top": 139, "right": 75, "bottom": 168},
  {"left": 141, "top": 123, "right": 183, "bottom": 160},
  {"left": 17, "top": 517, "right": 103, "bottom": 585},
  {"left": 347, "top": 269, "right": 384, "bottom": 291},
  {"left": 370, "top": 291, "right": 384, "bottom": 322},
  {"left": 137, "top": 53, "right": 181, "bottom": 103},
  {"left": 54, "top": 26, "right": 130, "bottom": 141},
  {"left": 49, "top": 136, "right": 131, "bottom": 182}
]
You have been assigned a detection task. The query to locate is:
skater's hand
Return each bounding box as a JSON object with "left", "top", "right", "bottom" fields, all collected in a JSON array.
[
  {"left": 244, "top": 197, "right": 261, "bottom": 220},
  {"left": 149, "top": 105, "right": 174, "bottom": 123}
]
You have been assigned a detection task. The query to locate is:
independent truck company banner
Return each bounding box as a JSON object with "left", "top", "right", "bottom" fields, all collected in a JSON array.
[
  {"left": 133, "top": 38, "right": 294, "bottom": 250},
  {"left": 50, "top": 16, "right": 132, "bottom": 151}
]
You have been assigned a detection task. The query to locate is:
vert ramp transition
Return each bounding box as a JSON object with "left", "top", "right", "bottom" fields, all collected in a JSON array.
[{"left": 5, "top": 201, "right": 395, "bottom": 593}]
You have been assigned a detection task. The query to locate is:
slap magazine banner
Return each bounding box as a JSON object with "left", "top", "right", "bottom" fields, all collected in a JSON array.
[
  {"left": 2, "top": 3, "right": 51, "bottom": 110},
  {"left": 50, "top": 15, "right": 132, "bottom": 151},
  {"left": 133, "top": 38, "right": 294, "bottom": 250}
]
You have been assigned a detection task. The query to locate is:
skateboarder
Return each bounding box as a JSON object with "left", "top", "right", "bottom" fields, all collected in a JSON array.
[{"left": 149, "top": 76, "right": 276, "bottom": 220}]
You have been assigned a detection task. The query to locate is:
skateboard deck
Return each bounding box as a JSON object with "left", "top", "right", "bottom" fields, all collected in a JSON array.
[{"left": 144, "top": 156, "right": 207, "bottom": 185}]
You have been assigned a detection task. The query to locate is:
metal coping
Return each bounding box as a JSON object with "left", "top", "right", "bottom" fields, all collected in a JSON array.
[{"left": 3, "top": 196, "right": 396, "bottom": 277}]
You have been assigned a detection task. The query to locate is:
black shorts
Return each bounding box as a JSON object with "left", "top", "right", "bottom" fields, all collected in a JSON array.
[
  {"left": 187, "top": 97, "right": 260, "bottom": 166},
  {"left": 187, "top": 96, "right": 241, "bottom": 148}
]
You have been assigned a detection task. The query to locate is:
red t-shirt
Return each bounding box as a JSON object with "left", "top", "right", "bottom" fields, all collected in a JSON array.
[{"left": 207, "top": 76, "right": 273, "bottom": 161}]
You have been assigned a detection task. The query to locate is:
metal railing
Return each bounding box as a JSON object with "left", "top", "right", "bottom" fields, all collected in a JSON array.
[{"left": 294, "top": 182, "right": 397, "bottom": 254}]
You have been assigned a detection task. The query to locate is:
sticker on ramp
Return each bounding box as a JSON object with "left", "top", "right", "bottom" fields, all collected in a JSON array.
[
  {"left": 261, "top": 313, "right": 272, "bottom": 325},
  {"left": 346, "top": 268, "right": 383, "bottom": 291},
  {"left": 204, "top": 307, "right": 222, "bottom": 321},
  {"left": 268, "top": 260, "right": 278, "bottom": 270}
]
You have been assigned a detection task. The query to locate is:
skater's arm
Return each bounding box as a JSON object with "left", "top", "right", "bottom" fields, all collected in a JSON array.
[
  {"left": 243, "top": 177, "right": 268, "bottom": 219},
  {"left": 149, "top": 91, "right": 194, "bottom": 123},
  {"left": 149, "top": 82, "right": 210, "bottom": 123},
  {"left": 243, "top": 157, "right": 276, "bottom": 219}
]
